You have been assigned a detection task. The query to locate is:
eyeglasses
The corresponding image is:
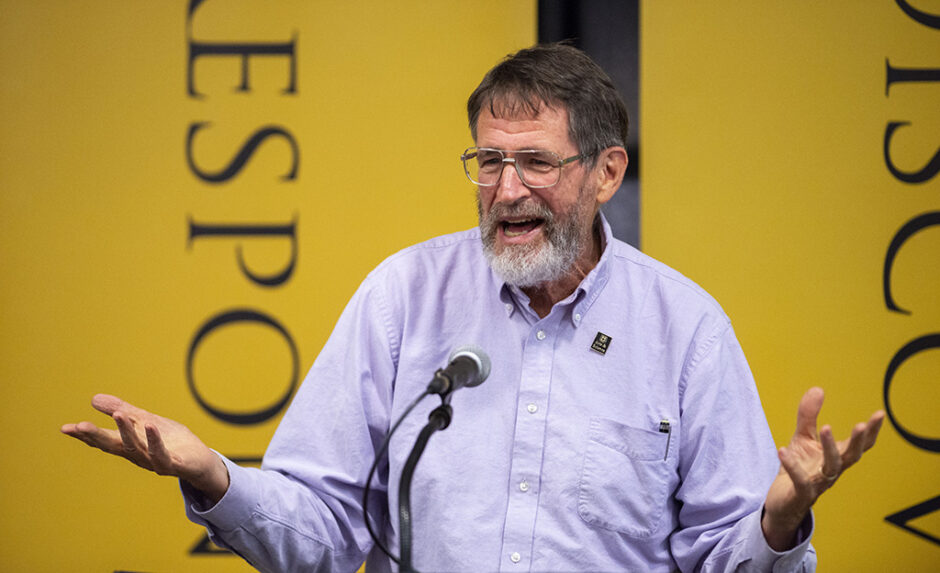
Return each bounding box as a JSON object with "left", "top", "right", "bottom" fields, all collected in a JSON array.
[{"left": 460, "top": 147, "right": 587, "bottom": 189}]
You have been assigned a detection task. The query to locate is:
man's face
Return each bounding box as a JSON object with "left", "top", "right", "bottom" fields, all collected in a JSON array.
[{"left": 474, "top": 104, "right": 598, "bottom": 287}]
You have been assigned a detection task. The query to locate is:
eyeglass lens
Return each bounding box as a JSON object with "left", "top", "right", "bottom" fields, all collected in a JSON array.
[{"left": 465, "top": 149, "right": 562, "bottom": 188}]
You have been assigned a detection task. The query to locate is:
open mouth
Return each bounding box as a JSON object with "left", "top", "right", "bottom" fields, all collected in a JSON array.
[{"left": 501, "top": 218, "right": 544, "bottom": 238}]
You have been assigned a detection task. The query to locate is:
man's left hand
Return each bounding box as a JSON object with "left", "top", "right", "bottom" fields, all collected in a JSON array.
[{"left": 761, "top": 386, "right": 884, "bottom": 551}]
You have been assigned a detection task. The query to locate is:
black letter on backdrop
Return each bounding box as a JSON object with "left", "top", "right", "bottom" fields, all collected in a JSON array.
[
  {"left": 186, "top": 122, "right": 299, "bottom": 184},
  {"left": 885, "top": 59, "right": 940, "bottom": 95},
  {"left": 186, "top": 0, "right": 297, "bottom": 97},
  {"left": 188, "top": 217, "right": 298, "bottom": 287},
  {"left": 884, "top": 122, "right": 940, "bottom": 184},
  {"left": 187, "top": 309, "right": 299, "bottom": 425},
  {"left": 895, "top": 0, "right": 940, "bottom": 29},
  {"left": 883, "top": 333, "right": 940, "bottom": 452},
  {"left": 885, "top": 495, "right": 940, "bottom": 547},
  {"left": 883, "top": 211, "right": 940, "bottom": 314}
]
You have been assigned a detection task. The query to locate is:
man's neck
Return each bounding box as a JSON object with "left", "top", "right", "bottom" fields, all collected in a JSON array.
[{"left": 521, "top": 223, "right": 603, "bottom": 318}]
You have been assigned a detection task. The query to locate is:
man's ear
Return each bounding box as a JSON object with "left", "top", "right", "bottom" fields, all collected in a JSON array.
[{"left": 593, "top": 146, "right": 628, "bottom": 206}]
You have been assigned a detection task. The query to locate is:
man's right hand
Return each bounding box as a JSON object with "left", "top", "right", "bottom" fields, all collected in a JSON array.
[{"left": 61, "top": 394, "right": 229, "bottom": 503}]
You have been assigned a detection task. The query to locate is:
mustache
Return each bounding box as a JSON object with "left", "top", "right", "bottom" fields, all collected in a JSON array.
[{"left": 482, "top": 199, "right": 554, "bottom": 226}]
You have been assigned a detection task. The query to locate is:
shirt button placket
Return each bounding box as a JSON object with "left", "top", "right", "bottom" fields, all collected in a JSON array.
[{"left": 501, "top": 324, "right": 552, "bottom": 571}]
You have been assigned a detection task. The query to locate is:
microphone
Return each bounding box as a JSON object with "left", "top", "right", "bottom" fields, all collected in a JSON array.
[{"left": 427, "top": 345, "right": 491, "bottom": 396}]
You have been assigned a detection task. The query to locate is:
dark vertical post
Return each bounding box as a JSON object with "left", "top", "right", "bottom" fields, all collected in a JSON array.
[{"left": 539, "top": 0, "right": 641, "bottom": 248}]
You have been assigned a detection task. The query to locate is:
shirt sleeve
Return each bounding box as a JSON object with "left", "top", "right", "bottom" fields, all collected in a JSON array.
[
  {"left": 670, "top": 323, "right": 817, "bottom": 572},
  {"left": 180, "top": 271, "right": 399, "bottom": 573}
]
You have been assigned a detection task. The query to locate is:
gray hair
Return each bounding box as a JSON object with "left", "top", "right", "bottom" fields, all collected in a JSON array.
[{"left": 467, "top": 43, "right": 629, "bottom": 164}]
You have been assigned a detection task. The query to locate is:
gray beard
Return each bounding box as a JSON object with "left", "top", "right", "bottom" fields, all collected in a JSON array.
[{"left": 477, "top": 197, "right": 588, "bottom": 288}]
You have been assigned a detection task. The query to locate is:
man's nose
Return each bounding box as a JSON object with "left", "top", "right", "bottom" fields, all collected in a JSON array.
[{"left": 493, "top": 159, "right": 531, "bottom": 204}]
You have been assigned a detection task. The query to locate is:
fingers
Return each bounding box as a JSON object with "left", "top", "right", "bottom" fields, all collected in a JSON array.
[
  {"left": 145, "top": 424, "right": 174, "bottom": 476},
  {"left": 863, "top": 410, "right": 885, "bottom": 451},
  {"left": 114, "top": 412, "right": 143, "bottom": 454},
  {"left": 819, "top": 425, "right": 841, "bottom": 479},
  {"left": 777, "top": 391, "right": 886, "bottom": 515},
  {"left": 838, "top": 410, "right": 886, "bottom": 469},
  {"left": 61, "top": 420, "right": 122, "bottom": 453},
  {"left": 93, "top": 394, "right": 150, "bottom": 421},
  {"left": 63, "top": 395, "right": 179, "bottom": 476},
  {"left": 91, "top": 394, "right": 125, "bottom": 415},
  {"left": 63, "top": 400, "right": 153, "bottom": 466},
  {"left": 794, "top": 387, "right": 825, "bottom": 440}
]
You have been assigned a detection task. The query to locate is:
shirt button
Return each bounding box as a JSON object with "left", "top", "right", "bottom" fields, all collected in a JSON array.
[
  {"left": 574, "top": 312, "right": 582, "bottom": 322},
  {"left": 519, "top": 479, "right": 529, "bottom": 492},
  {"left": 510, "top": 552, "right": 521, "bottom": 563},
  {"left": 526, "top": 403, "right": 538, "bottom": 414},
  {"left": 504, "top": 303, "right": 513, "bottom": 313},
  {"left": 536, "top": 330, "right": 546, "bottom": 340}
]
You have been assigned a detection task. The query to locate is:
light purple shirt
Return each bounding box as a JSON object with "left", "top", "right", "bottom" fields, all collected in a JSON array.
[{"left": 185, "top": 216, "right": 815, "bottom": 572}]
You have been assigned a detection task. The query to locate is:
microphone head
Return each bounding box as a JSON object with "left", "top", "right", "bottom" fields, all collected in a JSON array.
[{"left": 448, "top": 345, "right": 491, "bottom": 387}]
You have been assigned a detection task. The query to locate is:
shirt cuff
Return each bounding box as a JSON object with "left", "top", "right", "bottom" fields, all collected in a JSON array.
[
  {"left": 181, "top": 453, "right": 258, "bottom": 532},
  {"left": 743, "top": 508, "right": 815, "bottom": 572}
]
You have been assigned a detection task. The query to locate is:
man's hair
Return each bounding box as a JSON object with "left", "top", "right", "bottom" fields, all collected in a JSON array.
[{"left": 467, "top": 43, "right": 629, "bottom": 163}]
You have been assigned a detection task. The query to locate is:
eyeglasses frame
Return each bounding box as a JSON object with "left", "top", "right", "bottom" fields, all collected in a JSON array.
[{"left": 461, "top": 146, "right": 588, "bottom": 189}]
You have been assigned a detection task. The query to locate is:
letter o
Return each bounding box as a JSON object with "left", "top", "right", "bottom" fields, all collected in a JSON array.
[
  {"left": 883, "top": 333, "right": 940, "bottom": 452},
  {"left": 187, "top": 308, "right": 299, "bottom": 425}
]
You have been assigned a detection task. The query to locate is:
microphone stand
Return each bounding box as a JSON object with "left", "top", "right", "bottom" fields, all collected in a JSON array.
[{"left": 398, "top": 370, "right": 456, "bottom": 573}]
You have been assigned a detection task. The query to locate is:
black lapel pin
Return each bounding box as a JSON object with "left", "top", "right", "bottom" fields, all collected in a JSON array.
[{"left": 591, "top": 332, "right": 612, "bottom": 355}]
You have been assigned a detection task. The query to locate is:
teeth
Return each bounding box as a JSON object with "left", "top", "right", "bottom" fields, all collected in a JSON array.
[{"left": 502, "top": 219, "right": 540, "bottom": 238}]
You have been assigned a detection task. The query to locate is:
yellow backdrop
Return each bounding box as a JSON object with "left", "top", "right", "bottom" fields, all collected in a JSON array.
[
  {"left": 0, "top": 1, "right": 534, "bottom": 571},
  {"left": 642, "top": 2, "right": 940, "bottom": 570},
  {"left": 4, "top": 1, "right": 938, "bottom": 571}
]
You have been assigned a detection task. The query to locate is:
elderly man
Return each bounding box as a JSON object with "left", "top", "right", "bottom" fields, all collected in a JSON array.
[{"left": 63, "top": 44, "right": 883, "bottom": 572}]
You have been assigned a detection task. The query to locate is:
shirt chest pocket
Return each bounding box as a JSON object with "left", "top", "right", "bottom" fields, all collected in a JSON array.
[{"left": 578, "top": 417, "right": 674, "bottom": 538}]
